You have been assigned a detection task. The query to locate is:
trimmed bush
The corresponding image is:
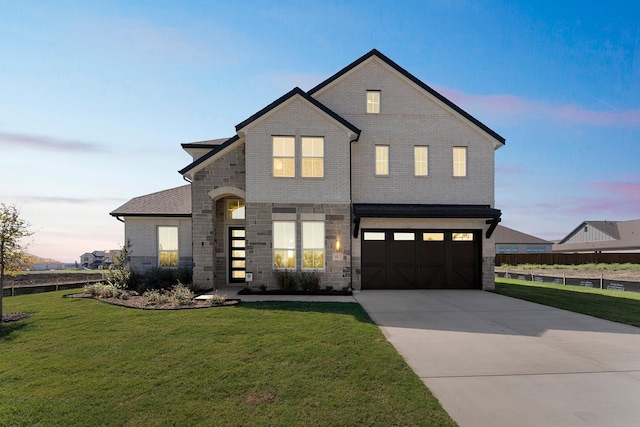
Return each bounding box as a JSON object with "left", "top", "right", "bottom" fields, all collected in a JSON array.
[
  {"left": 299, "top": 271, "right": 321, "bottom": 292},
  {"left": 274, "top": 270, "right": 297, "bottom": 291}
]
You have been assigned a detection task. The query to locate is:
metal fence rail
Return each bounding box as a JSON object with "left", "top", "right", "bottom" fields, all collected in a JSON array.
[{"left": 495, "top": 271, "right": 640, "bottom": 293}]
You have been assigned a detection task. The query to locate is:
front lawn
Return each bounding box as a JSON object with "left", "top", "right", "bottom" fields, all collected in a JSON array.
[
  {"left": 493, "top": 278, "right": 640, "bottom": 327},
  {"left": 1, "top": 291, "right": 455, "bottom": 426}
]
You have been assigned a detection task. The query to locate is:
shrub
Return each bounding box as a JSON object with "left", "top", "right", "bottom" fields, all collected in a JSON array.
[
  {"left": 85, "top": 283, "right": 130, "bottom": 300},
  {"left": 299, "top": 271, "right": 321, "bottom": 292},
  {"left": 105, "top": 240, "right": 134, "bottom": 289},
  {"left": 209, "top": 293, "right": 227, "bottom": 306},
  {"left": 274, "top": 270, "right": 297, "bottom": 291},
  {"left": 143, "top": 289, "right": 170, "bottom": 305},
  {"left": 144, "top": 268, "right": 177, "bottom": 291},
  {"left": 171, "top": 284, "right": 194, "bottom": 305}
]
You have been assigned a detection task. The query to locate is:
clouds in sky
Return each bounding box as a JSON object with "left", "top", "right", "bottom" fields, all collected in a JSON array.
[
  {"left": 437, "top": 87, "right": 640, "bottom": 127},
  {"left": 0, "top": 132, "right": 109, "bottom": 153}
]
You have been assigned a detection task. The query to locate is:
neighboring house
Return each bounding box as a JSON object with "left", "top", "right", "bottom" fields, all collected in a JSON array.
[
  {"left": 494, "top": 225, "right": 553, "bottom": 254},
  {"left": 111, "top": 49, "right": 505, "bottom": 290},
  {"left": 79, "top": 250, "right": 118, "bottom": 269},
  {"left": 553, "top": 220, "right": 640, "bottom": 253}
]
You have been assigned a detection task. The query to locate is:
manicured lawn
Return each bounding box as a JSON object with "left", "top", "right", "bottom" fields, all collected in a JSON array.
[
  {"left": 0, "top": 291, "right": 455, "bottom": 427},
  {"left": 494, "top": 278, "right": 640, "bottom": 327}
]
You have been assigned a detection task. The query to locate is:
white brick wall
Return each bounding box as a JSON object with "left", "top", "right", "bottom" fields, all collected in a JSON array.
[
  {"left": 312, "top": 57, "right": 498, "bottom": 206},
  {"left": 243, "top": 96, "right": 352, "bottom": 204}
]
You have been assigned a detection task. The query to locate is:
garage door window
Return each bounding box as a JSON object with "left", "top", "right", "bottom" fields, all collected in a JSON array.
[
  {"left": 452, "top": 232, "right": 474, "bottom": 241},
  {"left": 363, "top": 231, "right": 385, "bottom": 240},
  {"left": 394, "top": 232, "right": 415, "bottom": 241},
  {"left": 423, "top": 232, "right": 444, "bottom": 241}
]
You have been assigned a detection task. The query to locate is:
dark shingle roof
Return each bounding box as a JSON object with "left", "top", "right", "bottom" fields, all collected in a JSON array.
[
  {"left": 494, "top": 225, "right": 552, "bottom": 245},
  {"left": 110, "top": 185, "right": 191, "bottom": 217}
]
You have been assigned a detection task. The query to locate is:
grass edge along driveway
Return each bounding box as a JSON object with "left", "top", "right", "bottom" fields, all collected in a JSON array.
[
  {"left": 494, "top": 277, "right": 640, "bottom": 328},
  {"left": 1, "top": 291, "right": 456, "bottom": 427}
]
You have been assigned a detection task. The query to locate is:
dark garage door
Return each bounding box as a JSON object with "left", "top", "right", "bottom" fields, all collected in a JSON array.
[{"left": 361, "top": 230, "right": 481, "bottom": 289}]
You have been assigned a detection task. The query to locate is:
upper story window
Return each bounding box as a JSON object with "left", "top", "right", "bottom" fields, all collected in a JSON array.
[
  {"left": 414, "top": 146, "right": 429, "bottom": 176},
  {"left": 375, "top": 145, "right": 389, "bottom": 175},
  {"left": 366, "top": 90, "right": 380, "bottom": 114},
  {"left": 158, "top": 226, "right": 178, "bottom": 268},
  {"left": 227, "top": 199, "right": 245, "bottom": 220},
  {"left": 273, "top": 136, "right": 295, "bottom": 177},
  {"left": 301, "top": 137, "right": 324, "bottom": 178},
  {"left": 453, "top": 146, "right": 467, "bottom": 177}
]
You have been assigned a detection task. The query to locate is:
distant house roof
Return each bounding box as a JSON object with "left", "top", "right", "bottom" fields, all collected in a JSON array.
[
  {"left": 554, "top": 219, "right": 640, "bottom": 252},
  {"left": 494, "top": 225, "right": 552, "bottom": 245},
  {"left": 110, "top": 185, "right": 191, "bottom": 217}
]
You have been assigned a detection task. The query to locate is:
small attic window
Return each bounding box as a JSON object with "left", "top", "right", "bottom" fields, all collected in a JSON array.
[
  {"left": 366, "top": 90, "right": 380, "bottom": 114},
  {"left": 584, "top": 226, "right": 588, "bottom": 232}
]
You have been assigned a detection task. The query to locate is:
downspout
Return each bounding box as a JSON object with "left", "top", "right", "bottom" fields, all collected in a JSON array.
[
  {"left": 115, "top": 216, "right": 124, "bottom": 223},
  {"left": 348, "top": 131, "right": 360, "bottom": 291}
]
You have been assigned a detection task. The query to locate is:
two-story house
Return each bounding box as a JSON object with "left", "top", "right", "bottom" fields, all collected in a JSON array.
[{"left": 111, "top": 49, "right": 505, "bottom": 290}]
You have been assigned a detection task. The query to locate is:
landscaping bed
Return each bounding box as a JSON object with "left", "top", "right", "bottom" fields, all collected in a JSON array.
[
  {"left": 238, "top": 287, "right": 352, "bottom": 296},
  {"left": 65, "top": 291, "right": 239, "bottom": 310}
]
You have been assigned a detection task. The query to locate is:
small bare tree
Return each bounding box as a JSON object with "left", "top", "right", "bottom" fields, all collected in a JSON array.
[{"left": 0, "top": 203, "right": 33, "bottom": 321}]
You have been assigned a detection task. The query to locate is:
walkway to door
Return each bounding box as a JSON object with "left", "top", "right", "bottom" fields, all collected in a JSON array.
[{"left": 354, "top": 290, "right": 640, "bottom": 427}]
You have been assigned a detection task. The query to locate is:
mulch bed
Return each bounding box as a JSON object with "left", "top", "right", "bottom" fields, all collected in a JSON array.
[
  {"left": 65, "top": 292, "right": 240, "bottom": 310},
  {"left": 238, "top": 288, "right": 352, "bottom": 296},
  {"left": 1, "top": 312, "right": 33, "bottom": 323}
]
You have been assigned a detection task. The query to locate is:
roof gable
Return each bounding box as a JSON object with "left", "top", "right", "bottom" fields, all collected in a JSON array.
[
  {"left": 494, "top": 225, "right": 552, "bottom": 245},
  {"left": 308, "top": 49, "right": 505, "bottom": 146},
  {"left": 235, "top": 87, "right": 360, "bottom": 136},
  {"left": 179, "top": 135, "right": 240, "bottom": 177}
]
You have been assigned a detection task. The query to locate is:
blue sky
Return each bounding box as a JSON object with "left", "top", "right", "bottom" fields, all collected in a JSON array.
[{"left": 1, "top": 0, "right": 639, "bottom": 262}]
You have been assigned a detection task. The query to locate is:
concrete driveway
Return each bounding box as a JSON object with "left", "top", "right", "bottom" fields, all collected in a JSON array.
[{"left": 354, "top": 290, "right": 640, "bottom": 427}]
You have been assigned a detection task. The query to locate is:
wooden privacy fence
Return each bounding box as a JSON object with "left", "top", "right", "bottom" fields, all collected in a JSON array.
[{"left": 496, "top": 252, "right": 640, "bottom": 266}]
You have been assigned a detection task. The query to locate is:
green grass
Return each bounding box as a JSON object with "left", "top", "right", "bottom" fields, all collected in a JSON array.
[
  {"left": 493, "top": 278, "right": 640, "bottom": 327},
  {"left": 1, "top": 292, "right": 455, "bottom": 427}
]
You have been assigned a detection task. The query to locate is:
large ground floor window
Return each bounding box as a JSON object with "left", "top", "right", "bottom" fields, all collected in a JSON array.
[{"left": 158, "top": 226, "right": 179, "bottom": 268}]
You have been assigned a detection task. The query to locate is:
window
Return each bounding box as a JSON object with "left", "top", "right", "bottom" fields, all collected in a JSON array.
[
  {"left": 158, "top": 226, "right": 178, "bottom": 268},
  {"left": 423, "top": 232, "right": 444, "bottom": 241},
  {"left": 394, "top": 232, "right": 415, "bottom": 241},
  {"left": 453, "top": 147, "right": 467, "bottom": 177},
  {"left": 273, "top": 221, "right": 295, "bottom": 269},
  {"left": 366, "top": 90, "right": 380, "bottom": 113},
  {"left": 227, "top": 199, "right": 245, "bottom": 219},
  {"left": 452, "top": 232, "right": 474, "bottom": 241},
  {"left": 273, "top": 136, "right": 295, "bottom": 177},
  {"left": 301, "top": 137, "right": 324, "bottom": 178},
  {"left": 375, "top": 145, "right": 389, "bottom": 175},
  {"left": 414, "top": 146, "right": 428, "bottom": 176},
  {"left": 303, "top": 222, "right": 325, "bottom": 269},
  {"left": 363, "top": 231, "right": 385, "bottom": 240}
]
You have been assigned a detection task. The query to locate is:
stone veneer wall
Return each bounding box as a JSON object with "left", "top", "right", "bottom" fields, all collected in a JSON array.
[
  {"left": 191, "top": 145, "right": 246, "bottom": 288},
  {"left": 245, "top": 202, "right": 351, "bottom": 290}
]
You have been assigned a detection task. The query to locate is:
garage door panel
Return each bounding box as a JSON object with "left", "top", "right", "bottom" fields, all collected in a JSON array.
[{"left": 361, "top": 229, "right": 481, "bottom": 290}]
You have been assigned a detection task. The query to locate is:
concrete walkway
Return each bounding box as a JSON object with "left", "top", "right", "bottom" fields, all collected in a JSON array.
[{"left": 354, "top": 290, "right": 640, "bottom": 427}]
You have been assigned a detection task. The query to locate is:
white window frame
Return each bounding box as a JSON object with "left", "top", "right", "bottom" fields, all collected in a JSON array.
[
  {"left": 366, "top": 90, "right": 380, "bottom": 114},
  {"left": 414, "top": 146, "right": 428, "bottom": 176},
  {"left": 302, "top": 221, "right": 325, "bottom": 270},
  {"left": 158, "top": 226, "right": 179, "bottom": 268},
  {"left": 273, "top": 136, "right": 295, "bottom": 177},
  {"left": 273, "top": 221, "right": 296, "bottom": 269},
  {"left": 301, "top": 137, "right": 324, "bottom": 178},
  {"left": 453, "top": 146, "right": 467, "bottom": 177},
  {"left": 375, "top": 145, "right": 389, "bottom": 176}
]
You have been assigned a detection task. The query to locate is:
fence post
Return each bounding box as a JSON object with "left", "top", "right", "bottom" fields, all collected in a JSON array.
[
  {"left": 600, "top": 273, "right": 603, "bottom": 289},
  {"left": 563, "top": 271, "right": 566, "bottom": 286}
]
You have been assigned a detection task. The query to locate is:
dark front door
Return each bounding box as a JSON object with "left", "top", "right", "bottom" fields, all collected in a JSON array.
[{"left": 229, "top": 227, "right": 246, "bottom": 283}]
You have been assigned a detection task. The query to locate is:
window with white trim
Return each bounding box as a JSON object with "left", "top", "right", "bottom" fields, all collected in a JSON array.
[
  {"left": 227, "top": 199, "right": 245, "bottom": 220},
  {"left": 301, "top": 137, "right": 324, "bottom": 178},
  {"left": 453, "top": 146, "right": 467, "bottom": 177},
  {"left": 158, "top": 226, "right": 178, "bottom": 268},
  {"left": 273, "top": 136, "right": 295, "bottom": 177},
  {"left": 414, "top": 146, "right": 428, "bottom": 176},
  {"left": 366, "top": 90, "right": 380, "bottom": 113},
  {"left": 302, "top": 222, "right": 325, "bottom": 269},
  {"left": 375, "top": 145, "right": 389, "bottom": 175},
  {"left": 273, "top": 221, "right": 296, "bottom": 269}
]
